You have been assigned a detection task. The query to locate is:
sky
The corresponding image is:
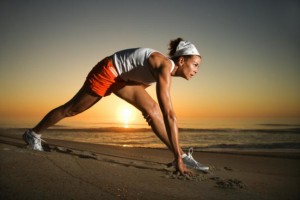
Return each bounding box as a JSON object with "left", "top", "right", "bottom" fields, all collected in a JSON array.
[{"left": 0, "top": 0, "right": 299, "bottom": 128}]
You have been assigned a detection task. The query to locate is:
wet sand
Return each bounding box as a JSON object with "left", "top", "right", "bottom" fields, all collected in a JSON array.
[{"left": 0, "top": 131, "right": 299, "bottom": 200}]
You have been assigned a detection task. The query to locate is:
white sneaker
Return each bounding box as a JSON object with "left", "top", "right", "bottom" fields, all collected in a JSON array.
[
  {"left": 182, "top": 147, "right": 209, "bottom": 172},
  {"left": 23, "top": 129, "right": 44, "bottom": 151}
]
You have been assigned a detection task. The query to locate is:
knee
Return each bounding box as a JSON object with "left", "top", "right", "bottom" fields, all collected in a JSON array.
[{"left": 143, "top": 103, "right": 161, "bottom": 125}]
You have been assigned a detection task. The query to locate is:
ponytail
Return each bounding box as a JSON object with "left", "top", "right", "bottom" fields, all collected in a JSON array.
[{"left": 168, "top": 37, "right": 184, "bottom": 57}]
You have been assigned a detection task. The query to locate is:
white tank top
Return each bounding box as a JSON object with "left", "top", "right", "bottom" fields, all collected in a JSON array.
[{"left": 111, "top": 48, "right": 174, "bottom": 85}]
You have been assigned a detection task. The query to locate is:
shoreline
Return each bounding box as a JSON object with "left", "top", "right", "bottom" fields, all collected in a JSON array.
[
  {"left": 1, "top": 127, "right": 300, "bottom": 155},
  {"left": 1, "top": 129, "right": 300, "bottom": 158}
]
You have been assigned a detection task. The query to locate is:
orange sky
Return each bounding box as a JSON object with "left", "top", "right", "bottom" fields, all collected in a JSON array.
[{"left": 0, "top": 1, "right": 299, "bottom": 127}]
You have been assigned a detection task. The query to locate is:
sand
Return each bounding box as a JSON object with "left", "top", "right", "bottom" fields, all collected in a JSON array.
[{"left": 0, "top": 130, "right": 300, "bottom": 200}]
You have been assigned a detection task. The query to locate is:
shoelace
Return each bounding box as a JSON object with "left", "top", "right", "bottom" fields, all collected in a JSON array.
[
  {"left": 33, "top": 136, "right": 45, "bottom": 151},
  {"left": 30, "top": 133, "right": 46, "bottom": 146},
  {"left": 188, "top": 147, "right": 194, "bottom": 155},
  {"left": 33, "top": 137, "right": 42, "bottom": 144},
  {"left": 36, "top": 138, "right": 46, "bottom": 146},
  {"left": 169, "top": 147, "right": 203, "bottom": 169},
  {"left": 187, "top": 147, "right": 201, "bottom": 168}
]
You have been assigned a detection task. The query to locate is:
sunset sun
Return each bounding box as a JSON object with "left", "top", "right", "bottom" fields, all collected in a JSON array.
[{"left": 118, "top": 107, "right": 134, "bottom": 128}]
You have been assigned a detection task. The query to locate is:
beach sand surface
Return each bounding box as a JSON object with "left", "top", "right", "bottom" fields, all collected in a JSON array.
[{"left": 0, "top": 131, "right": 299, "bottom": 200}]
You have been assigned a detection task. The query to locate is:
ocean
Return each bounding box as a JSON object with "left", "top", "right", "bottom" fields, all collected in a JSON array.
[
  {"left": 1, "top": 118, "right": 300, "bottom": 152},
  {"left": 3, "top": 118, "right": 296, "bottom": 152}
]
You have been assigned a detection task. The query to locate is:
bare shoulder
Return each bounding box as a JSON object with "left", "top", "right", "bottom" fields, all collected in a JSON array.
[{"left": 148, "top": 52, "right": 172, "bottom": 71}]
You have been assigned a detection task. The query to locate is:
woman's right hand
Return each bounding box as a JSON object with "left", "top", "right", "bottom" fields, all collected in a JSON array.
[{"left": 175, "top": 158, "right": 194, "bottom": 177}]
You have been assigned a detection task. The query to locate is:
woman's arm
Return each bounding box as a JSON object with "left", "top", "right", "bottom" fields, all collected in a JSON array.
[
  {"left": 149, "top": 53, "right": 189, "bottom": 174},
  {"left": 156, "top": 62, "right": 181, "bottom": 158}
]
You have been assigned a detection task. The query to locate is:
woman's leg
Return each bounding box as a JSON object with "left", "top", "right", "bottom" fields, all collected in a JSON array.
[
  {"left": 32, "top": 84, "right": 101, "bottom": 133},
  {"left": 114, "top": 85, "right": 184, "bottom": 155}
]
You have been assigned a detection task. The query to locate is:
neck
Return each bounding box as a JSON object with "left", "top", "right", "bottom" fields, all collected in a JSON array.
[{"left": 171, "top": 66, "right": 179, "bottom": 76}]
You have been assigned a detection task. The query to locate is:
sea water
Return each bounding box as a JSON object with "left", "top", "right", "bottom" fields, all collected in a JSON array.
[
  {"left": 2, "top": 118, "right": 300, "bottom": 152},
  {"left": 42, "top": 118, "right": 300, "bottom": 152}
]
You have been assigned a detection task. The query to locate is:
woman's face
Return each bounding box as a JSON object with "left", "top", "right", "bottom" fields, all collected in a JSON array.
[{"left": 178, "top": 55, "right": 201, "bottom": 80}]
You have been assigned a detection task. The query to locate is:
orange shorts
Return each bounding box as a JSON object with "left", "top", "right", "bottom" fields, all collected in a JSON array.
[{"left": 85, "top": 57, "right": 126, "bottom": 97}]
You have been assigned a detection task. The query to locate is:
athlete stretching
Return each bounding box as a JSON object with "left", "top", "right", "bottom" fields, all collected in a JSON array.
[{"left": 23, "top": 38, "right": 209, "bottom": 174}]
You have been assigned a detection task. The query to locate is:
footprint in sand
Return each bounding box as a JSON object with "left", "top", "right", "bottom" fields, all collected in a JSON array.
[
  {"left": 224, "top": 166, "right": 233, "bottom": 171},
  {"left": 164, "top": 171, "right": 206, "bottom": 182},
  {"left": 55, "top": 146, "right": 73, "bottom": 154},
  {"left": 78, "top": 151, "right": 97, "bottom": 159},
  {"left": 215, "top": 178, "right": 246, "bottom": 189}
]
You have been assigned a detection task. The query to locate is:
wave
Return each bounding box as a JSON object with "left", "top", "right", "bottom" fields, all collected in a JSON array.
[
  {"left": 179, "top": 128, "right": 300, "bottom": 134},
  {"left": 197, "top": 142, "right": 300, "bottom": 150},
  {"left": 48, "top": 127, "right": 300, "bottom": 134},
  {"left": 5, "top": 126, "right": 300, "bottom": 134},
  {"left": 258, "top": 123, "right": 300, "bottom": 127},
  {"left": 48, "top": 127, "right": 152, "bottom": 133}
]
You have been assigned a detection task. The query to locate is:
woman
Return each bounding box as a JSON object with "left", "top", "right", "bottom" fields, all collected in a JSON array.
[{"left": 23, "top": 38, "right": 209, "bottom": 174}]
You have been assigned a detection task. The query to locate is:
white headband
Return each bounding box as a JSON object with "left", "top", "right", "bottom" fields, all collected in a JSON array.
[{"left": 173, "top": 41, "right": 200, "bottom": 57}]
